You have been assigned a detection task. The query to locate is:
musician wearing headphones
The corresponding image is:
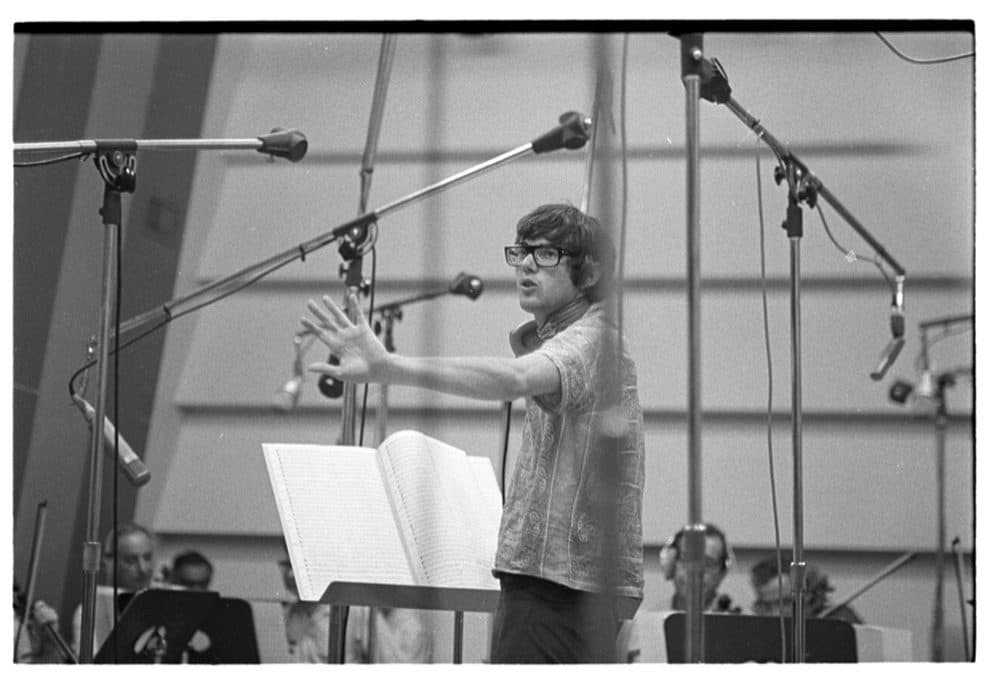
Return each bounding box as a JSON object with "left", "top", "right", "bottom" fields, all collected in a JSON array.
[
  {"left": 302, "top": 203, "right": 646, "bottom": 663},
  {"left": 659, "top": 523, "right": 740, "bottom": 614}
]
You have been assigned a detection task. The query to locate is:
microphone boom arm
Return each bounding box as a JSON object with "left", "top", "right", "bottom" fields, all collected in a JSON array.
[
  {"left": 14, "top": 129, "right": 308, "bottom": 163},
  {"left": 97, "top": 114, "right": 588, "bottom": 354},
  {"left": 722, "top": 97, "right": 905, "bottom": 278}
]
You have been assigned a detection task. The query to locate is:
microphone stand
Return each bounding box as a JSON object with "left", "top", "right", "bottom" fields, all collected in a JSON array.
[
  {"left": 374, "top": 308, "right": 398, "bottom": 447},
  {"left": 675, "top": 37, "right": 908, "bottom": 663},
  {"left": 13, "top": 128, "right": 308, "bottom": 663},
  {"left": 677, "top": 34, "right": 707, "bottom": 663},
  {"left": 916, "top": 313, "right": 973, "bottom": 661},
  {"left": 333, "top": 34, "right": 397, "bottom": 451},
  {"left": 88, "top": 112, "right": 589, "bottom": 359},
  {"left": 368, "top": 272, "right": 485, "bottom": 444},
  {"left": 951, "top": 537, "right": 972, "bottom": 661}
]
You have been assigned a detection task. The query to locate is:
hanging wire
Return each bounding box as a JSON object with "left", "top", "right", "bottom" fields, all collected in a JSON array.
[
  {"left": 755, "top": 139, "right": 786, "bottom": 661},
  {"left": 110, "top": 204, "right": 124, "bottom": 636},
  {"left": 358, "top": 246, "right": 377, "bottom": 446},
  {"left": 815, "top": 203, "right": 894, "bottom": 287},
  {"left": 14, "top": 152, "right": 92, "bottom": 167},
  {"left": 875, "top": 32, "right": 974, "bottom": 65},
  {"left": 67, "top": 249, "right": 298, "bottom": 397}
]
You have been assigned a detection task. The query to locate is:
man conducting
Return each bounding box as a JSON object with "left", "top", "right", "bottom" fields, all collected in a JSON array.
[{"left": 301, "top": 203, "right": 645, "bottom": 663}]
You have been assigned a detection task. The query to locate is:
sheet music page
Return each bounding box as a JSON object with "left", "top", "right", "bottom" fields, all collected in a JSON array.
[
  {"left": 468, "top": 455, "right": 503, "bottom": 582},
  {"left": 377, "top": 430, "right": 502, "bottom": 590},
  {"left": 262, "top": 443, "right": 415, "bottom": 601}
]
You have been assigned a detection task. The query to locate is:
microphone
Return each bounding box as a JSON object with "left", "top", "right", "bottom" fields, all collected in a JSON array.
[
  {"left": 256, "top": 127, "right": 308, "bottom": 162},
  {"left": 72, "top": 395, "right": 151, "bottom": 487},
  {"left": 915, "top": 368, "right": 936, "bottom": 399},
  {"left": 317, "top": 356, "right": 345, "bottom": 399},
  {"left": 870, "top": 336, "right": 905, "bottom": 381},
  {"left": 449, "top": 272, "right": 484, "bottom": 300},
  {"left": 870, "top": 277, "right": 906, "bottom": 381},
  {"left": 531, "top": 111, "right": 592, "bottom": 154},
  {"left": 273, "top": 374, "right": 304, "bottom": 412},
  {"left": 273, "top": 333, "right": 312, "bottom": 411}
]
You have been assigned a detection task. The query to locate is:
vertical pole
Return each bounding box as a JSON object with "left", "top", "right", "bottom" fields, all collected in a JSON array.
[
  {"left": 79, "top": 194, "right": 119, "bottom": 663},
  {"left": 452, "top": 611, "right": 464, "bottom": 663},
  {"left": 931, "top": 403, "right": 947, "bottom": 661},
  {"left": 680, "top": 33, "right": 705, "bottom": 664},
  {"left": 789, "top": 237, "right": 806, "bottom": 663}
]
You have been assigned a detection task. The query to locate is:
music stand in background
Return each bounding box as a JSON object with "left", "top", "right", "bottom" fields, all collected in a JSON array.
[
  {"left": 94, "top": 588, "right": 260, "bottom": 664},
  {"left": 184, "top": 597, "right": 260, "bottom": 664},
  {"left": 664, "top": 612, "right": 858, "bottom": 663},
  {"left": 94, "top": 589, "right": 219, "bottom": 663}
]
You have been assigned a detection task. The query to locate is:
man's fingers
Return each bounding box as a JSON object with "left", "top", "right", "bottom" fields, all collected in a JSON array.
[
  {"left": 321, "top": 295, "right": 353, "bottom": 327},
  {"left": 347, "top": 293, "right": 364, "bottom": 317},
  {"left": 306, "top": 300, "right": 336, "bottom": 328},
  {"left": 307, "top": 361, "right": 343, "bottom": 379},
  {"left": 300, "top": 318, "right": 339, "bottom": 350}
]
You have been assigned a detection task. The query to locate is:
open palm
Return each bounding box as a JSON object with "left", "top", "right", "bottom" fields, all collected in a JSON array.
[{"left": 300, "top": 294, "right": 388, "bottom": 383}]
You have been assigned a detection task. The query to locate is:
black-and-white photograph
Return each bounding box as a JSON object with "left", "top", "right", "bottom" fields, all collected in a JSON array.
[{"left": 11, "top": 19, "right": 979, "bottom": 666}]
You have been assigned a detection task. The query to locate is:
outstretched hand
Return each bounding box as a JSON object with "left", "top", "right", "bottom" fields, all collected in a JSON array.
[{"left": 300, "top": 293, "right": 388, "bottom": 383}]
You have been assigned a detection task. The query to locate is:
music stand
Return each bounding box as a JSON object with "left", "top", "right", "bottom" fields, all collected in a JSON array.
[
  {"left": 321, "top": 581, "right": 500, "bottom": 664},
  {"left": 179, "top": 597, "right": 260, "bottom": 664},
  {"left": 664, "top": 612, "right": 857, "bottom": 663},
  {"left": 94, "top": 589, "right": 219, "bottom": 663}
]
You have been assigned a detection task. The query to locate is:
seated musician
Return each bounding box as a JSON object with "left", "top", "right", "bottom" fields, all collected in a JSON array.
[
  {"left": 750, "top": 550, "right": 863, "bottom": 624},
  {"left": 660, "top": 523, "right": 740, "bottom": 614},
  {"left": 71, "top": 522, "right": 156, "bottom": 656},
  {"left": 14, "top": 583, "right": 69, "bottom": 663},
  {"left": 278, "top": 552, "right": 433, "bottom": 663}
]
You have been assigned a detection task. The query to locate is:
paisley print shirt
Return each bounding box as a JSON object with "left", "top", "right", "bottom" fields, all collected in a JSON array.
[{"left": 493, "top": 303, "right": 645, "bottom": 600}]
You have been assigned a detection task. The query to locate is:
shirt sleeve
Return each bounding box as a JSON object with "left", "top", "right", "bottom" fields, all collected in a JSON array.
[{"left": 533, "top": 322, "right": 599, "bottom": 414}]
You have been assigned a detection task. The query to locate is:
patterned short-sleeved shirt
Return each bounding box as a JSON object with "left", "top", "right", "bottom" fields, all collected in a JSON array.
[{"left": 493, "top": 303, "right": 645, "bottom": 601}]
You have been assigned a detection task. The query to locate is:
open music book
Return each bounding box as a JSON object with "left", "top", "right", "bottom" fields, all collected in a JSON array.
[{"left": 262, "top": 430, "right": 502, "bottom": 602}]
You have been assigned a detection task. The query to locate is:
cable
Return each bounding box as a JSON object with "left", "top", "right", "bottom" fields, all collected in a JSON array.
[
  {"left": 111, "top": 209, "right": 123, "bottom": 655},
  {"left": 875, "top": 32, "right": 974, "bottom": 65},
  {"left": 755, "top": 139, "right": 786, "bottom": 662},
  {"left": 358, "top": 246, "right": 377, "bottom": 446},
  {"left": 14, "top": 152, "right": 91, "bottom": 167},
  {"left": 67, "top": 248, "right": 298, "bottom": 398},
  {"left": 815, "top": 203, "right": 894, "bottom": 287}
]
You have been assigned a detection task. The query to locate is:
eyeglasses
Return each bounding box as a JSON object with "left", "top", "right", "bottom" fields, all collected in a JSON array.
[{"left": 504, "top": 244, "right": 576, "bottom": 268}]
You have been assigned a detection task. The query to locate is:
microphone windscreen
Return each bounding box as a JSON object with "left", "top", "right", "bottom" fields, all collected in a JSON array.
[
  {"left": 318, "top": 356, "right": 344, "bottom": 398},
  {"left": 257, "top": 128, "right": 308, "bottom": 162},
  {"left": 272, "top": 377, "right": 303, "bottom": 412},
  {"left": 530, "top": 112, "right": 591, "bottom": 154},
  {"left": 450, "top": 273, "right": 484, "bottom": 300}
]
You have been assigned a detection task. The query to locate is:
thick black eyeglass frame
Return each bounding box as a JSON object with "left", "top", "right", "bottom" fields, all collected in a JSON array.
[{"left": 504, "top": 244, "right": 577, "bottom": 268}]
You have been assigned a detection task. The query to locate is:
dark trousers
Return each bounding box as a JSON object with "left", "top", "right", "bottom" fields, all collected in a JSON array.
[{"left": 489, "top": 573, "right": 618, "bottom": 663}]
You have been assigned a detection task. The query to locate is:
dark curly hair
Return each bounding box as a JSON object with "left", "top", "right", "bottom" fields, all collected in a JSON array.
[{"left": 515, "top": 203, "right": 616, "bottom": 302}]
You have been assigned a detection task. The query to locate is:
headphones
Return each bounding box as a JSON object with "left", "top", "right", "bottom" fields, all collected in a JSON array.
[{"left": 659, "top": 523, "right": 733, "bottom": 580}]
